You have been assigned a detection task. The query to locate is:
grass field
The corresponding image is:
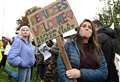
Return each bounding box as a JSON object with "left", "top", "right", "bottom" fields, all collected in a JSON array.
[
  {"left": 0, "top": 68, "right": 16, "bottom": 82},
  {"left": 0, "top": 62, "right": 41, "bottom": 82}
]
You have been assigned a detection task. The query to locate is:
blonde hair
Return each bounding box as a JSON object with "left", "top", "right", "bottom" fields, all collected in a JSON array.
[{"left": 19, "top": 25, "right": 33, "bottom": 42}]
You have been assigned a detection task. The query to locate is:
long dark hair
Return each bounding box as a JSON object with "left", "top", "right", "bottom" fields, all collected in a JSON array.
[
  {"left": 76, "top": 19, "right": 99, "bottom": 49},
  {"left": 75, "top": 19, "right": 100, "bottom": 66}
]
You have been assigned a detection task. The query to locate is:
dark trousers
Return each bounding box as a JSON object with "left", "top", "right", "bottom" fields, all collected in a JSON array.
[
  {"left": 0, "top": 55, "right": 7, "bottom": 68},
  {"left": 37, "top": 63, "right": 48, "bottom": 79}
]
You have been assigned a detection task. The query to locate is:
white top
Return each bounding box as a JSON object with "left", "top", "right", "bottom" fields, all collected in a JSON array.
[
  {"left": 4, "top": 44, "right": 11, "bottom": 55},
  {"left": 39, "top": 44, "right": 52, "bottom": 61}
]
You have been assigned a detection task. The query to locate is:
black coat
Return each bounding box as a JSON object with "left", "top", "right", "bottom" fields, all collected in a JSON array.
[{"left": 97, "top": 27, "right": 118, "bottom": 82}]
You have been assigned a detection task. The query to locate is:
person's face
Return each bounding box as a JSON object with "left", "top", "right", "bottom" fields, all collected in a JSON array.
[
  {"left": 79, "top": 21, "right": 93, "bottom": 39},
  {"left": 20, "top": 26, "right": 30, "bottom": 37}
]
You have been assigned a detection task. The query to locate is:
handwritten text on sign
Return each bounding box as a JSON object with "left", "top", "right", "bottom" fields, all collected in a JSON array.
[{"left": 27, "top": 0, "right": 78, "bottom": 44}]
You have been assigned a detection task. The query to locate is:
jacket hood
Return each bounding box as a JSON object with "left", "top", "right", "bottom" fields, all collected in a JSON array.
[{"left": 98, "top": 27, "right": 117, "bottom": 38}]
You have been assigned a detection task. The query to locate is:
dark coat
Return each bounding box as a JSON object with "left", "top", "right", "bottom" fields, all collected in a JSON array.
[{"left": 97, "top": 27, "right": 118, "bottom": 82}]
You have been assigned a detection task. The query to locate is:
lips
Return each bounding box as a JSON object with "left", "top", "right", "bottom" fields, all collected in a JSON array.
[{"left": 79, "top": 30, "right": 92, "bottom": 38}]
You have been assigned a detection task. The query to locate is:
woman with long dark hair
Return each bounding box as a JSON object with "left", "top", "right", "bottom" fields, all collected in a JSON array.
[{"left": 57, "top": 19, "right": 108, "bottom": 82}]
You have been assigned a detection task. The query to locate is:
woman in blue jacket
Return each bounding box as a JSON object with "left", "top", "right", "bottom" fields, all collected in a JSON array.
[
  {"left": 8, "top": 25, "right": 35, "bottom": 82},
  {"left": 57, "top": 19, "right": 108, "bottom": 82}
]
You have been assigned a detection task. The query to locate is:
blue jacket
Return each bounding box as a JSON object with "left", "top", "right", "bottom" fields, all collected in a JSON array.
[
  {"left": 57, "top": 40, "right": 108, "bottom": 82},
  {"left": 8, "top": 37, "right": 35, "bottom": 68}
]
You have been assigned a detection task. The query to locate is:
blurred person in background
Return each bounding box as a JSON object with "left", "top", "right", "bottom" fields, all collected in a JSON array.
[
  {"left": 8, "top": 25, "right": 35, "bottom": 82},
  {"left": 38, "top": 40, "right": 58, "bottom": 82},
  {"left": 0, "top": 36, "right": 11, "bottom": 68},
  {"left": 93, "top": 19, "right": 118, "bottom": 82},
  {"left": 0, "top": 39, "right": 3, "bottom": 62}
]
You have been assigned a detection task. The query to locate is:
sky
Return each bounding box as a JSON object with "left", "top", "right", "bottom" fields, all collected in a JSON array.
[{"left": 0, "top": 0, "right": 105, "bottom": 38}]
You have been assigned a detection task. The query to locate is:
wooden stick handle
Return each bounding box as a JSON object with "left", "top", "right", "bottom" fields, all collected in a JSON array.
[{"left": 56, "top": 32, "right": 78, "bottom": 82}]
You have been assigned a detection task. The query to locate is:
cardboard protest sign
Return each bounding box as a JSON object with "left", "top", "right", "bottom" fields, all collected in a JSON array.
[{"left": 27, "top": 0, "right": 78, "bottom": 45}]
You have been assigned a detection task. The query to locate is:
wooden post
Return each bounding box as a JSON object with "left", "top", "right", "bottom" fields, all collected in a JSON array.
[{"left": 56, "top": 32, "right": 77, "bottom": 82}]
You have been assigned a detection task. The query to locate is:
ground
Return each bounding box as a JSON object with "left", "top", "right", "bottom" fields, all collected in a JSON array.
[{"left": 0, "top": 62, "right": 41, "bottom": 82}]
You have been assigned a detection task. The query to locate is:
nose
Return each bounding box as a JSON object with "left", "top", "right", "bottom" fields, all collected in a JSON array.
[{"left": 85, "top": 26, "right": 89, "bottom": 30}]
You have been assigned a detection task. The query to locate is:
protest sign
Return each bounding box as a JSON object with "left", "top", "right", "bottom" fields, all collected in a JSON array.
[{"left": 27, "top": 0, "right": 78, "bottom": 44}]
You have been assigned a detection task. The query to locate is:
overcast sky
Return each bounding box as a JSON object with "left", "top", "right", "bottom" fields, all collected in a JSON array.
[{"left": 0, "top": 0, "right": 104, "bottom": 38}]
